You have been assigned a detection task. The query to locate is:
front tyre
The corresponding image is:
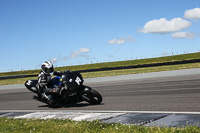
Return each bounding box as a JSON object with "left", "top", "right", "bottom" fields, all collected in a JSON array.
[{"left": 82, "top": 88, "right": 102, "bottom": 104}]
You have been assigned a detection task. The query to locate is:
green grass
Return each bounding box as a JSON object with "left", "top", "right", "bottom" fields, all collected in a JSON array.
[
  {"left": 0, "top": 117, "right": 200, "bottom": 133},
  {"left": 82, "top": 62, "right": 200, "bottom": 78},
  {"left": 0, "top": 62, "right": 200, "bottom": 86},
  {"left": 1, "top": 52, "right": 200, "bottom": 77},
  {"left": 1, "top": 53, "right": 200, "bottom": 132},
  {"left": 0, "top": 52, "right": 200, "bottom": 86}
]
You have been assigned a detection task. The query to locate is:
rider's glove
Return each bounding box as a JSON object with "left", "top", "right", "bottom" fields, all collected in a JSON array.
[{"left": 51, "top": 88, "right": 59, "bottom": 93}]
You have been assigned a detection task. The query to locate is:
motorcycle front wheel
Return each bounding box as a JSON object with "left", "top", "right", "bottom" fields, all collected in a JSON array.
[{"left": 82, "top": 88, "right": 102, "bottom": 104}]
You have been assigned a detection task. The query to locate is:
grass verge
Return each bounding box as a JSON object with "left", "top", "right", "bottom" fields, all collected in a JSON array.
[
  {"left": 0, "top": 52, "right": 200, "bottom": 77},
  {"left": 0, "top": 117, "right": 200, "bottom": 133},
  {"left": 0, "top": 62, "right": 200, "bottom": 86}
]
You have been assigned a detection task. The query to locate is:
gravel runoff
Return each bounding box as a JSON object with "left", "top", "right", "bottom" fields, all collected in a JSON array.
[{"left": 1, "top": 68, "right": 200, "bottom": 90}]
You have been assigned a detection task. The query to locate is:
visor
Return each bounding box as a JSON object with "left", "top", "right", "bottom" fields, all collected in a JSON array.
[{"left": 45, "top": 67, "right": 54, "bottom": 74}]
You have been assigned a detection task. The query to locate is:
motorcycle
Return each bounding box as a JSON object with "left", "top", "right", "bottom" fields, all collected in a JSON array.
[{"left": 25, "top": 71, "right": 103, "bottom": 107}]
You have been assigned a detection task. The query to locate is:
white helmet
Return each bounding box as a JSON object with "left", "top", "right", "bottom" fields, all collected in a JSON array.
[{"left": 41, "top": 61, "right": 54, "bottom": 76}]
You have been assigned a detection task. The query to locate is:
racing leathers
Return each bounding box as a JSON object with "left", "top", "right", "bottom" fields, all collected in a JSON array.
[{"left": 36, "top": 70, "right": 64, "bottom": 101}]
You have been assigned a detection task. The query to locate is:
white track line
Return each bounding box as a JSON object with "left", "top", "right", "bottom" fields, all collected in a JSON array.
[{"left": 1, "top": 110, "right": 200, "bottom": 114}]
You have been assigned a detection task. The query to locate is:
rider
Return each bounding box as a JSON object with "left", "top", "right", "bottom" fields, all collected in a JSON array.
[{"left": 37, "top": 61, "right": 64, "bottom": 104}]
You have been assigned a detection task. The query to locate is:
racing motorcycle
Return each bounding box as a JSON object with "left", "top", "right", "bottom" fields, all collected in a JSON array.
[{"left": 25, "top": 71, "right": 102, "bottom": 107}]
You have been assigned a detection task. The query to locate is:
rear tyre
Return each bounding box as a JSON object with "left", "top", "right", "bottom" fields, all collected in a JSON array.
[
  {"left": 82, "top": 89, "right": 102, "bottom": 104},
  {"left": 48, "top": 97, "right": 61, "bottom": 108}
]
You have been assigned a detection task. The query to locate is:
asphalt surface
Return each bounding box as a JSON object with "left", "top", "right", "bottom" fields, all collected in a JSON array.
[
  {"left": 1, "top": 68, "right": 200, "bottom": 127},
  {"left": 0, "top": 68, "right": 200, "bottom": 111}
]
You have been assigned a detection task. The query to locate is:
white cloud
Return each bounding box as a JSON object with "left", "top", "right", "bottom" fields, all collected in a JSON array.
[
  {"left": 184, "top": 8, "right": 200, "bottom": 20},
  {"left": 109, "top": 38, "right": 125, "bottom": 44},
  {"left": 50, "top": 58, "right": 58, "bottom": 63},
  {"left": 49, "top": 48, "right": 90, "bottom": 64},
  {"left": 71, "top": 48, "right": 90, "bottom": 58},
  {"left": 108, "top": 36, "right": 136, "bottom": 45},
  {"left": 171, "top": 31, "right": 199, "bottom": 39},
  {"left": 140, "top": 17, "right": 192, "bottom": 34}
]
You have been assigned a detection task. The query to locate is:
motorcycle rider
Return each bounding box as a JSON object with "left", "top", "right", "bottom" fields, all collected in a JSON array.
[{"left": 36, "top": 61, "right": 64, "bottom": 105}]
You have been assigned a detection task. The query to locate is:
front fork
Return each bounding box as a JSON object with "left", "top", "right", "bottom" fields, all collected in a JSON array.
[{"left": 80, "top": 86, "right": 92, "bottom": 101}]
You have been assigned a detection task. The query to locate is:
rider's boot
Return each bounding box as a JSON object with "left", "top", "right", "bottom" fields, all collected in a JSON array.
[{"left": 41, "top": 92, "right": 52, "bottom": 101}]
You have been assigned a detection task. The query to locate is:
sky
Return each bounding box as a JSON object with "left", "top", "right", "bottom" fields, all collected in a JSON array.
[{"left": 0, "top": 0, "right": 200, "bottom": 72}]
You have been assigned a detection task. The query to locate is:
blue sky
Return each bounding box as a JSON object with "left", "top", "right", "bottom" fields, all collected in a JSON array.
[{"left": 0, "top": 0, "right": 200, "bottom": 72}]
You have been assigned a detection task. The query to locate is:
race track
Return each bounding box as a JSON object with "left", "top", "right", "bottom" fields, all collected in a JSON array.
[{"left": 0, "top": 68, "right": 200, "bottom": 112}]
